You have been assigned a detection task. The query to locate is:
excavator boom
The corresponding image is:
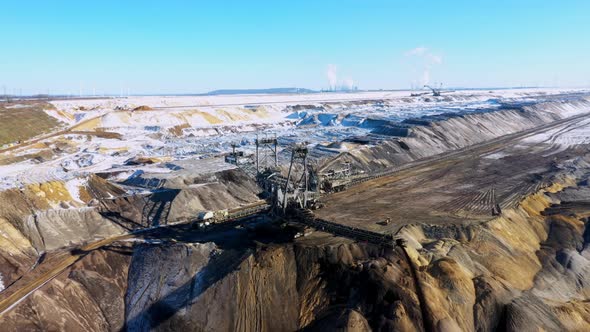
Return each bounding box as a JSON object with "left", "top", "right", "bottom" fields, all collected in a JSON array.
[{"left": 423, "top": 84, "right": 441, "bottom": 96}]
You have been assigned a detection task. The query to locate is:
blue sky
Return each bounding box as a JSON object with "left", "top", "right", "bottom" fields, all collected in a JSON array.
[{"left": 1, "top": 1, "right": 589, "bottom": 94}]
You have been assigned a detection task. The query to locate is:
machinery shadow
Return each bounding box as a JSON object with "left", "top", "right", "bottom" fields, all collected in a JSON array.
[
  {"left": 98, "top": 189, "right": 181, "bottom": 231},
  {"left": 140, "top": 189, "right": 181, "bottom": 227},
  {"left": 122, "top": 246, "right": 252, "bottom": 331},
  {"left": 121, "top": 218, "right": 294, "bottom": 331}
]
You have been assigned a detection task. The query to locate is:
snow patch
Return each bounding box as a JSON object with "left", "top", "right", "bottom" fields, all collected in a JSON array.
[{"left": 64, "top": 177, "right": 87, "bottom": 204}]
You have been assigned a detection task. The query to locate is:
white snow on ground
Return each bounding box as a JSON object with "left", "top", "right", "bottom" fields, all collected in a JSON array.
[
  {"left": 0, "top": 273, "right": 4, "bottom": 292},
  {"left": 47, "top": 87, "right": 589, "bottom": 112},
  {"left": 41, "top": 109, "right": 73, "bottom": 125},
  {"left": 5, "top": 104, "right": 28, "bottom": 109},
  {"left": 0, "top": 88, "right": 589, "bottom": 192},
  {"left": 521, "top": 117, "right": 590, "bottom": 156},
  {"left": 45, "top": 88, "right": 590, "bottom": 132},
  {"left": 523, "top": 117, "right": 590, "bottom": 145},
  {"left": 483, "top": 151, "right": 509, "bottom": 160},
  {"left": 64, "top": 177, "right": 87, "bottom": 203}
]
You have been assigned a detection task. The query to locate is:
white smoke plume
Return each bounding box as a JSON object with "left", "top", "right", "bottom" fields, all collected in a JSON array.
[
  {"left": 326, "top": 65, "right": 355, "bottom": 91},
  {"left": 405, "top": 47, "right": 428, "bottom": 57},
  {"left": 343, "top": 78, "right": 354, "bottom": 90},
  {"left": 405, "top": 47, "right": 443, "bottom": 86},
  {"left": 327, "top": 64, "right": 338, "bottom": 90},
  {"left": 422, "top": 70, "right": 432, "bottom": 86}
]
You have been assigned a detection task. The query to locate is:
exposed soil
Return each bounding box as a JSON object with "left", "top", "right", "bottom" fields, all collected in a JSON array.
[
  {"left": 1, "top": 97, "right": 590, "bottom": 331},
  {"left": 0, "top": 102, "right": 61, "bottom": 146}
]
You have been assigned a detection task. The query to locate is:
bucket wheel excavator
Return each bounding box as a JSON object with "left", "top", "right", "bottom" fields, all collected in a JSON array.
[{"left": 423, "top": 84, "right": 442, "bottom": 96}]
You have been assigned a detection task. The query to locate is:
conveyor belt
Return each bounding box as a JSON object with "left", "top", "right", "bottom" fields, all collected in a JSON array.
[{"left": 291, "top": 209, "right": 396, "bottom": 248}]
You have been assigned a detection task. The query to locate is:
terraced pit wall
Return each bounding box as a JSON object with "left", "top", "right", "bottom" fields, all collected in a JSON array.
[
  {"left": 0, "top": 168, "right": 261, "bottom": 290},
  {"left": 3, "top": 165, "right": 588, "bottom": 331},
  {"left": 321, "top": 96, "right": 590, "bottom": 173}
]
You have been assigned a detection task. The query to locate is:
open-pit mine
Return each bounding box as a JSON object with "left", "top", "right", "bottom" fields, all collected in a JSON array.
[{"left": 1, "top": 88, "right": 590, "bottom": 331}]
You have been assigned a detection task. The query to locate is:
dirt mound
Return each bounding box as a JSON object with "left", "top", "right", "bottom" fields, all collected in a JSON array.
[
  {"left": 124, "top": 156, "right": 165, "bottom": 165},
  {"left": 2, "top": 175, "right": 590, "bottom": 331},
  {"left": 132, "top": 105, "right": 153, "bottom": 111},
  {"left": 86, "top": 174, "right": 126, "bottom": 199},
  {"left": 167, "top": 123, "right": 190, "bottom": 136},
  {"left": 0, "top": 175, "right": 128, "bottom": 285},
  {"left": 103, "top": 168, "right": 261, "bottom": 226},
  {"left": 0, "top": 102, "right": 62, "bottom": 146},
  {"left": 321, "top": 97, "right": 590, "bottom": 173},
  {"left": 0, "top": 246, "right": 131, "bottom": 331}
]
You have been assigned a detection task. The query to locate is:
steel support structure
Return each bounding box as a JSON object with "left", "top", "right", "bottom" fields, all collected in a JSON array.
[
  {"left": 255, "top": 135, "right": 278, "bottom": 174},
  {"left": 282, "top": 144, "right": 311, "bottom": 213}
]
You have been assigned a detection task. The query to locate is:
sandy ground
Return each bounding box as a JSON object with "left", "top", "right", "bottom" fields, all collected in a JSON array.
[{"left": 315, "top": 113, "right": 590, "bottom": 233}]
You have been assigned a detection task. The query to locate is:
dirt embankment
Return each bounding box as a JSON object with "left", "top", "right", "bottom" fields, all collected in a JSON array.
[
  {"left": 101, "top": 167, "right": 262, "bottom": 227},
  {"left": 0, "top": 102, "right": 62, "bottom": 146},
  {"left": 322, "top": 97, "right": 590, "bottom": 173},
  {"left": 119, "top": 157, "right": 590, "bottom": 331},
  {"left": 0, "top": 244, "right": 132, "bottom": 331},
  {"left": 1, "top": 98, "right": 590, "bottom": 330},
  {"left": 0, "top": 175, "right": 128, "bottom": 287},
  {"left": 123, "top": 240, "right": 417, "bottom": 332},
  {"left": 1, "top": 166, "right": 589, "bottom": 331},
  {"left": 0, "top": 165, "right": 262, "bottom": 293}
]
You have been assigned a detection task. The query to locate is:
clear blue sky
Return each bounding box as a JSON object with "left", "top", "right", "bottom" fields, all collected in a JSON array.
[{"left": 1, "top": 1, "right": 589, "bottom": 94}]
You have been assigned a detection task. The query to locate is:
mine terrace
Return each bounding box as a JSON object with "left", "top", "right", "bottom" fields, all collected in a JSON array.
[{"left": 1, "top": 88, "right": 590, "bottom": 330}]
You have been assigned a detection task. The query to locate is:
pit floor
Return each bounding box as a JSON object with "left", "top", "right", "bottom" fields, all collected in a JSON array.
[{"left": 314, "top": 117, "right": 590, "bottom": 234}]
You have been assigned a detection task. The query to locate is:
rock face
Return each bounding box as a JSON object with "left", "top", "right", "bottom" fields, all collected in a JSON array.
[
  {"left": 395, "top": 176, "right": 590, "bottom": 331},
  {"left": 304, "top": 309, "right": 372, "bottom": 332},
  {"left": 0, "top": 246, "right": 131, "bottom": 331},
  {"left": 0, "top": 175, "right": 127, "bottom": 288},
  {"left": 101, "top": 167, "right": 262, "bottom": 227},
  {"left": 2, "top": 172, "right": 590, "bottom": 331},
  {"left": 125, "top": 243, "right": 300, "bottom": 332},
  {"left": 23, "top": 208, "right": 125, "bottom": 251},
  {"left": 120, "top": 239, "right": 424, "bottom": 332},
  {"left": 0, "top": 167, "right": 259, "bottom": 289}
]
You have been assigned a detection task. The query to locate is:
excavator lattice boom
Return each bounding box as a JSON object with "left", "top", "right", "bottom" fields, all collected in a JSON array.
[{"left": 423, "top": 84, "right": 441, "bottom": 96}]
